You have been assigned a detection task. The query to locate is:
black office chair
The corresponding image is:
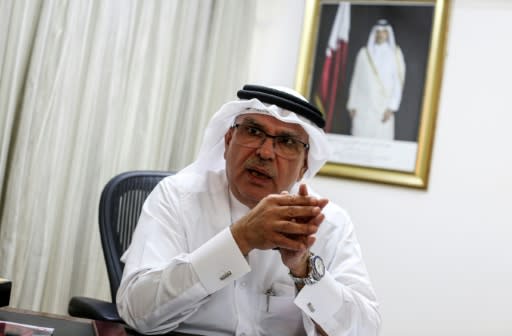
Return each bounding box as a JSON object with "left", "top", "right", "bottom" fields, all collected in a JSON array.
[{"left": 68, "top": 170, "right": 172, "bottom": 323}]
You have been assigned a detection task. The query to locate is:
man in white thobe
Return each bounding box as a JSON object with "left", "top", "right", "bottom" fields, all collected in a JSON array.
[
  {"left": 117, "top": 85, "right": 381, "bottom": 335},
  {"left": 347, "top": 19, "right": 406, "bottom": 140}
]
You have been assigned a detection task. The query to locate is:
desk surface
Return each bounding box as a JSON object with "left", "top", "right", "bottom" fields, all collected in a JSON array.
[
  {"left": 0, "top": 308, "right": 95, "bottom": 336},
  {"left": 0, "top": 308, "right": 201, "bottom": 336}
]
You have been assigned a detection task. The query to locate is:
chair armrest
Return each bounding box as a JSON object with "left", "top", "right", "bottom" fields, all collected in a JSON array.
[{"left": 68, "top": 296, "right": 124, "bottom": 323}]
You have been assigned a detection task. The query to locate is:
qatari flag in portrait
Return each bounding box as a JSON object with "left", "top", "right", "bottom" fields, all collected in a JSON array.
[{"left": 315, "top": 3, "right": 351, "bottom": 132}]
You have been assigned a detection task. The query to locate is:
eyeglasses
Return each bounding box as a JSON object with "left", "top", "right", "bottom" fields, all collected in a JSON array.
[{"left": 231, "top": 123, "right": 309, "bottom": 159}]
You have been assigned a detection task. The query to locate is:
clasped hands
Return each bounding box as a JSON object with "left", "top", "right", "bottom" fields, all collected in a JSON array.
[{"left": 231, "top": 184, "right": 328, "bottom": 277}]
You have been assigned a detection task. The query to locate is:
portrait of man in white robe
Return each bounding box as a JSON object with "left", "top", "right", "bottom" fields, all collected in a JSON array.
[{"left": 347, "top": 19, "right": 406, "bottom": 140}]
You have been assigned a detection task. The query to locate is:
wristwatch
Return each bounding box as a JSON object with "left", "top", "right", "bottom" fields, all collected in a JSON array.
[{"left": 289, "top": 252, "right": 325, "bottom": 286}]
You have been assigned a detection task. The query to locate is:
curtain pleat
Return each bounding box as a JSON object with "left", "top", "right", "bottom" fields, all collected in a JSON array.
[{"left": 0, "top": 0, "right": 256, "bottom": 314}]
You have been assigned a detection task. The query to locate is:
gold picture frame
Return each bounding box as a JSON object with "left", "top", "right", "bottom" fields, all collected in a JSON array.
[{"left": 296, "top": 0, "right": 450, "bottom": 188}]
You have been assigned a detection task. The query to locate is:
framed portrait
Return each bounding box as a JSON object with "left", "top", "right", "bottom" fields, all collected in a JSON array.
[{"left": 296, "top": 0, "right": 450, "bottom": 188}]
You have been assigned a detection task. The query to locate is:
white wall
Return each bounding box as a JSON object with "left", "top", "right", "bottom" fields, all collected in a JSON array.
[{"left": 249, "top": 1, "right": 512, "bottom": 335}]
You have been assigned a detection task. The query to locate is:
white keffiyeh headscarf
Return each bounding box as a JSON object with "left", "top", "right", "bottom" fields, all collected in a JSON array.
[
  {"left": 180, "top": 85, "right": 330, "bottom": 183},
  {"left": 366, "top": 20, "right": 404, "bottom": 91}
]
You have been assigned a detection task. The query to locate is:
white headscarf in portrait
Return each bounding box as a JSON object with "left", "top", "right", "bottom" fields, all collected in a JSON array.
[
  {"left": 367, "top": 19, "right": 397, "bottom": 52},
  {"left": 366, "top": 19, "right": 404, "bottom": 92},
  {"left": 180, "top": 85, "right": 330, "bottom": 182}
]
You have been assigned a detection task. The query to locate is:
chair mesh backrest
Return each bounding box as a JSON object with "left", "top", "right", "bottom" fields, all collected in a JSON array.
[{"left": 99, "top": 171, "right": 172, "bottom": 302}]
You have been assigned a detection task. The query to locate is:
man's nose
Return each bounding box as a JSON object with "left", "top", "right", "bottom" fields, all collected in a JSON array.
[{"left": 256, "top": 136, "right": 276, "bottom": 159}]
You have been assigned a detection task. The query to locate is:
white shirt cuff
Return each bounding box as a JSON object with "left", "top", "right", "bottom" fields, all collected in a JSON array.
[
  {"left": 294, "top": 272, "right": 341, "bottom": 332},
  {"left": 188, "top": 227, "right": 251, "bottom": 293}
]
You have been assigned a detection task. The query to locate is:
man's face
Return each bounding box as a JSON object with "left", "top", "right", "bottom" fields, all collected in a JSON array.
[
  {"left": 375, "top": 28, "right": 389, "bottom": 44},
  {"left": 224, "top": 113, "right": 309, "bottom": 208}
]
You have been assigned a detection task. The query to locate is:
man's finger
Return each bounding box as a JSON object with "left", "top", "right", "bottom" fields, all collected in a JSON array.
[
  {"left": 282, "top": 205, "right": 321, "bottom": 219},
  {"left": 298, "top": 184, "right": 308, "bottom": 196},
  {"left": 275, "top": 219, "right": 319, "bottom": 235},
  {"left": 275, "top": 194, "right": 320, "bottom": 206}
]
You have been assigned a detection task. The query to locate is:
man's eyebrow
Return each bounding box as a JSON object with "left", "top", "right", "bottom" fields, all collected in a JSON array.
[
  {"left": 240, "top": 118, "right": 303, "bottom": 138},
  {"left": 238, "top": 117, "right": 261, "bottom": 127}
]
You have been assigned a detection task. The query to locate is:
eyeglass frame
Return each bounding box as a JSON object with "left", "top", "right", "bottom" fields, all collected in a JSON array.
[{"left": 230, "top": 123, "right": 310, "bottom": 159}]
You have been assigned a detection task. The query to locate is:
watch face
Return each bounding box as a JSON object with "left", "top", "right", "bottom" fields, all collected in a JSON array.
[{"left": 313, "top": 256, "right": 325, "bottom": 277}]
